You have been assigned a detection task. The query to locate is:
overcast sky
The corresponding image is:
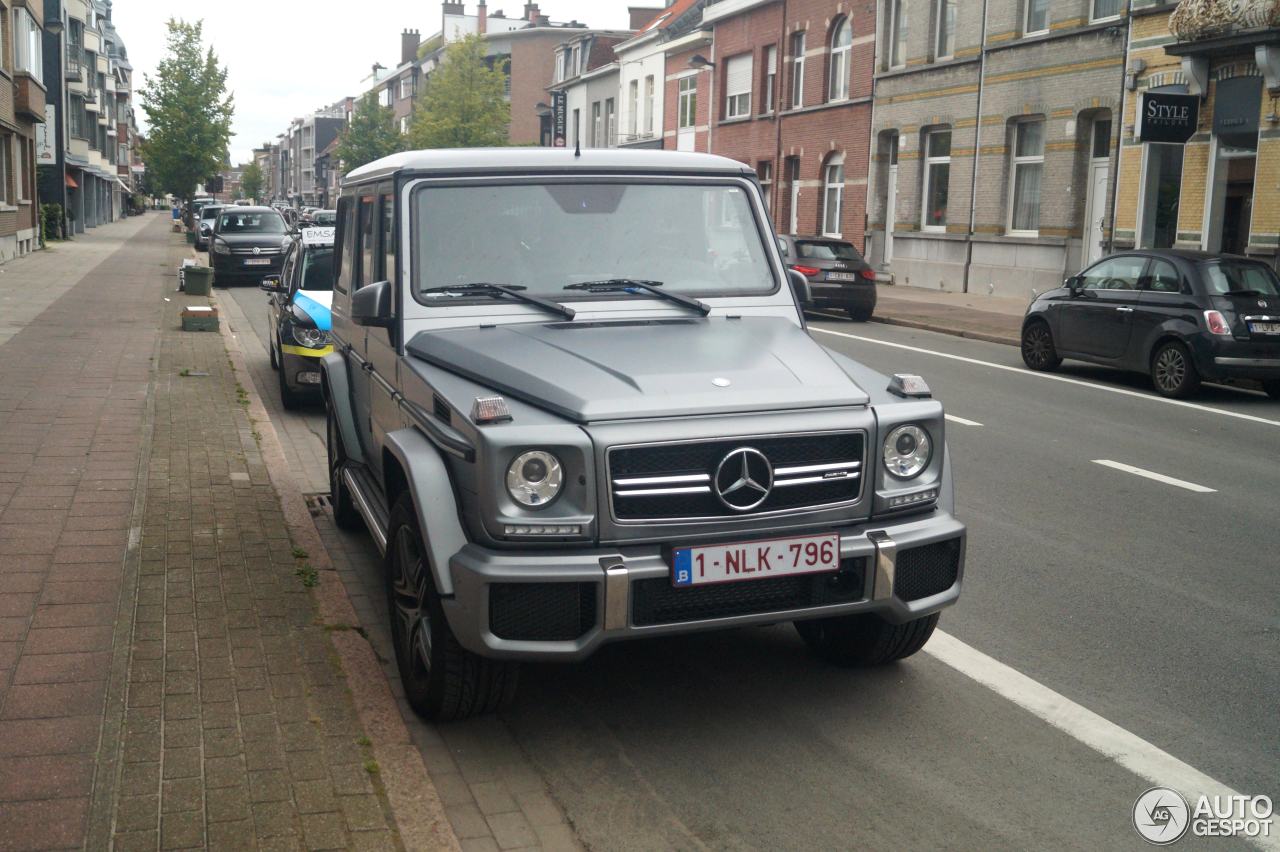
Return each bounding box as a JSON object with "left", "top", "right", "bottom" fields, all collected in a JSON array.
[{"left": 112, "top": 0, "right": 637, "bottom": 165}]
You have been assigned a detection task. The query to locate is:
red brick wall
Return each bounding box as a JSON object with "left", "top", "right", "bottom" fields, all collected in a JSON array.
[
  {"left": 663, "top": 46, "right": 711, "bottom": 152},
  {"left": 707, "top": 0, "right": 874, "bottom": 251},
  {"left": 509, "top": 34, "right": 562, "bottom": 145}
]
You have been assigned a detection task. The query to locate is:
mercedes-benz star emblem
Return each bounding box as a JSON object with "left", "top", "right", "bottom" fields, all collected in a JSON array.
[
  {"left": 1259, "top": 299, "right": 1269, "bottom": 309},
  {"left": 253, "top": 246, "right": 262, "bottom": 255},
  {"left": 714, "top": 447, "right": 773, "bottom": 511}
]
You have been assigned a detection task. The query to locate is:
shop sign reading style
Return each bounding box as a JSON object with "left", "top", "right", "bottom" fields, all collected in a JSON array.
[{"left": 1138, "top": 92, "right": 1200, "bottom": 144}]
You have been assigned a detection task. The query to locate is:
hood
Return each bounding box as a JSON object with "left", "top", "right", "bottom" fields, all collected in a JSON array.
[
  {"left": 406, "top": 315, "right": 869, "bottom": 423},
  {"left": 291, "top": 291, "right": 332, "bottom": 331}
]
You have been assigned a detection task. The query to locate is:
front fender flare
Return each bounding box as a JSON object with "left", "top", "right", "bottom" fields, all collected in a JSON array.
[
  {"left": 320, "top": 352, "right": 364, "bottom": 467},
  {"left": 384, "top": 427, "right": 467, "bottom": 598}
]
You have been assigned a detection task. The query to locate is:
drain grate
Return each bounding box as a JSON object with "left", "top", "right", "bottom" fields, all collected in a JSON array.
[{"left": 304, "top": 493, "right": 333, "bottom": 517}]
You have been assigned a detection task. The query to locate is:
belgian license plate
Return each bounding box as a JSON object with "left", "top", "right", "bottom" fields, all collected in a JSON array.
[
  {"left": 1249, "top": 321, "right": 1280, "bottom": 334},
  {"left": 827, "top": 271, "right": 857, "bottom": 282},
  {"left": 671, "top": 533, "right": 840, "bottom": 587},
  {"left": 244, "top": 258, "right": 271, "bottom": 266}
]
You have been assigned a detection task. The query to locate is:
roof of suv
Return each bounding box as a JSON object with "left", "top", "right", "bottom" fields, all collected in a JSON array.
[{"left": 346, "top": 148, "right": 756, "bottom": 182}]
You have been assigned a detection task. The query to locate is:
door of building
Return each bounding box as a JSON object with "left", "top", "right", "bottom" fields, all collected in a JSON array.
[
  {"left": 885, "top": 164, "right": 897, "bottom": 268},
  {"left": 1084, "top": 160, "right": 1109, "bottom": 265}
]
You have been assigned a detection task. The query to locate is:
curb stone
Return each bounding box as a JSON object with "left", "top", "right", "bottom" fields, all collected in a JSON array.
[
  {"left": 215, "top": 290, "right": 462, "bottom": 852},
  {"left": 869, "top": 314, "right": 1020, "bottom": 347}
]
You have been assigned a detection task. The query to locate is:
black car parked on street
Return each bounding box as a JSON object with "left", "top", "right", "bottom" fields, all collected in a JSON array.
[
  {"left": 209, "top": 207, "right": 292, "bottom": 286},
  {"left": 1021, "top": 250, "right": 1280, "bottom": 399},
  {"left": 777, "top": 234, "right": 877, "bottom": 321}
]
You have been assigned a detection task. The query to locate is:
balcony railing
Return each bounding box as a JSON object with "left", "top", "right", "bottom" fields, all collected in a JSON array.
[
  {"left": 1170, "top": 0, "right": 1280, "bottom": 41},
  {"left": 65, "top": 55, "right": 84, "bottom": 81}
]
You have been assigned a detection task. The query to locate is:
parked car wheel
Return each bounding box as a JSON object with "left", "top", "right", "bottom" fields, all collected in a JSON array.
[
  {"left": 1263, "top": 379, "right": 1280, "bottom": 400},
  {"left": 278, "top": 361, "right": 304, "bottom": 411},
  {"left": 848, "top": 306, "right": 874, "bottom": 322},
  {"left": 326, "top": 408, "right": 364, "bottom": 532},
  {"left": 795, "top": 612, "right": 939, "bottom": 667},
  {"left": 1151, "top": 340, "right": 1201, "bottom": 398},
  {"left": 1021, "top": 321, "right": 1062, "bottom": 371},
  {"left": 269, "top": 335, "right": 279, "bottom": 371},
  {"left": 386, "top": 493, "right": 518, "bottom": 721}
]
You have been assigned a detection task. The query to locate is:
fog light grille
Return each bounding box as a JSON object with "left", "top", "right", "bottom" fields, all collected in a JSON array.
[
  {"left": 489, "top": 583, "right": 597, "bottom": 641},
  {"left": 893, "top": 539, "right": 961, "bottom": 602}
]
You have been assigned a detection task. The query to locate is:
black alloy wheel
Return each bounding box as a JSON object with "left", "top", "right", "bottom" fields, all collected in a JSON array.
[
  {"left": 1021, "top": 321, "right": 1062, "bottom": 371},
  {"left": 1151, "top": 340, "right": 1201, "bottom": 399},
  {"left": 269, "top": 334, "right": 279, "bottom": 370},
  {"left": 326, "top": 408, "right": 364, "bottom": 531},
  {"left": 385, "top": 494, "right": 517, "bottom": 721}
]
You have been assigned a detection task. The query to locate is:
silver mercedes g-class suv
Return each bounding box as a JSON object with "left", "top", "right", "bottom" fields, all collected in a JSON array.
[{"left": 322, "top": 149, "right": 966, "bottom": 721}]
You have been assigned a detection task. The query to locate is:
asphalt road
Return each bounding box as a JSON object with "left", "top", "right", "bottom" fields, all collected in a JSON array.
[{"left": 223, "top": 283, "right": 1278, "bottom": 850}]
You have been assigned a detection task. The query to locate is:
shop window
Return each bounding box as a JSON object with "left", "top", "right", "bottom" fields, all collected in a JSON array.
[
  {"left": 922, "top": 129, "right": 951, "bottom": 231},
  {"left": 1009, "top": 120, "right": 1045, "bottom": 235},
  {"left": 1138, "top": 144, "right": 1183, "bottom": 249}
]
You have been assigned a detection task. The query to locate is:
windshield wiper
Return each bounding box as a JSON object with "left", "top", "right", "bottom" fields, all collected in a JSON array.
[
  {"left": 422, "top": 283, "right": 575, "bottom": 320},
  {"left": 564, "top": 279, "right": 710, "bottom": 316}
]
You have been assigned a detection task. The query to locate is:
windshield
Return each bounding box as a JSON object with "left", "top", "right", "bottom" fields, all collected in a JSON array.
[
  {"left": 797, "top": 240, "right": 862, "bottom": 262},
  {"left": 201, "top": 207, "right": 222, "bottom": 221},
  {"left": 413, "top": 182, "right": 775, "bottom": 302},
  {"left": 1203, "top": 261, "right": 1280, "bottom": 296},
  {"left": 300, "top": 248, "right": 334, "bottom": 292},
  {"left": 313, "top": 210, "right": 336, "bottom": 225},
  {"left": 217, "top": 211, "right": 287, "bottom": 234}
]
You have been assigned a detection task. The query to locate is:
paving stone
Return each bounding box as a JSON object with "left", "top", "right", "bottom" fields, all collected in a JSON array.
[
  {"left": 301, "top": 810, "right": 348, "bottom": 851},
  {"left": 161, "top": 810, "right": 204, "bottom": 849},
  {"left": 205, "top": 784, "right": 250, "bottom": 823},
  {"left": 486, "top": 811, "right": 539, "bottom": 850}
]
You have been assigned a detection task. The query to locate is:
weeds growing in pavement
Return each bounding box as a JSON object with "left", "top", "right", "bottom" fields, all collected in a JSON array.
[
  {"left": 295, "top": 563, "right": 319, "bottom": 587},
  {"left": 292, "top": 546, "right": 308, "bottom": 559},
  {"left": 356, "top": 736, "right": 372, "bottom": 747},
  {"left": 363, "top": 760, "right": 380, "bottom": 775},
  {"left": 179, "top": 368, "right": 190, "bottom": 377}
]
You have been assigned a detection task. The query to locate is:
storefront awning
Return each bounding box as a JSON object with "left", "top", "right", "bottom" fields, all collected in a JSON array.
[
  {"left": 115, "top": 178, "right": 131, "bottom": 193},
  {"left": 65, "top": 173, "right": 78, "bottom": 189}
]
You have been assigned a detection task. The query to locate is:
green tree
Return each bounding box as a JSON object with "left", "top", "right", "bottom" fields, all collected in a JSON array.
[
  {"left": 240, "top": 161, "right": 264, "bottom": 201},
  {"left": 138, "top": 20, "right": 234, "bottom": 204},
  {"left": 335, "top": 93, "right": 403, "bottom": 174},
  {"left": 408, "top": 35, "right": 510, "bottom": 149}
]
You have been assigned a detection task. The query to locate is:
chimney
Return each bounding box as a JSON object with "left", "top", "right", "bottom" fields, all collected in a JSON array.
[
  {"left": 401, "top": 29, "right": 421, "bottom": 64},
  {"left": 524, "top": 2, "right": 540, "bottom": 22},
  {"left": 536, "top": 13, "right": 549, "bottom": 26},
  {"left": 478, "top": 0, "right": 487, "bottom": 34},
  {"left": 629, "top": 7, "right": 663, "bottom": 30}
]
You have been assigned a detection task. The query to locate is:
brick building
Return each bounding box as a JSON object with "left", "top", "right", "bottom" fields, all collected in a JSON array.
[
  {"left": 867, "top": 0, "right": 1128, "bottom": 297},
  {"left": 701, "top": 0, "right": 875, "bottom": 250},
  {"left": 1113, "top": 0, "right": 1280, "bottom": 266}
]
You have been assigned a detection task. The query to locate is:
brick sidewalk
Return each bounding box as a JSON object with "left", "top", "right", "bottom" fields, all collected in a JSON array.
[
  {"left": 868, "top": 284, "right": 1028, "bottom": 346},
  {"left": 0, "top": 215, "right": 439, "bottom": 850}
]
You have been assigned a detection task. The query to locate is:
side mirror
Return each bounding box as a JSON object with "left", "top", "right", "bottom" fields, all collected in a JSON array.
[
  {"left": 352, "top": 279, "right": 394, "bottom": 328},
  {"left": 788, "top": 269, "right": 812, "bottom": 307},
  {"left": 1066, "top": 276, "right": 1084, "bottom": 295},
  {"left": 260, "top": 275, "right": 285, "bottom": 293}
]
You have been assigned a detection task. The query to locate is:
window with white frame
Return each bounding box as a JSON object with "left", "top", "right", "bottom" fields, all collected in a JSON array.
[
  {"left": 400, "top": 116, "right": 411, "bottom": 134},
  {"left": 17, "top": 138, "right": 28, "bottom": 202},
  {"left": 1091, "top": 0, "right": 1122, "bottom": 21},
  {"left": 399, "top": 76, "right": 414, "bottom": 99},
  {"left": 724, "top": 54, "right": 753, "bottom": 119},
  {"left": 13, "top": 8, "right": 42, "bottom": 84},
  {"left": 628, "top": 79, "right": 639, "bottom": 137},
  {"left": 829, "top": 19, "right": 851, "bottom": 102},
  {"left": 0, "top": 135, "right": 11, "bottom": 205},
  {"left": 823, "top": 155, "right": 845, "bottom": 236},
  {"left": 790, "top": 32, "right": 805, "bottom": 108},
  {"left": 936, "top": 0, "right": 957, "bottom": 60},
  {"left": 379, "top": 87, "right": 393, "bottom": 108},
  {"left": 922, "top": 129, "right": 951, "bottom": 230},
  {"left": 604, "top": 98, "right": 615, "bottom": 147},
  {"left": 591, "top": 101, "right": 601, "bottom": 147},
  {"left": 764, "top": 46, "right": 777, "bottom": 113},
  {"left": 678, "top": 76, "right": 697, "bottom": 130},
  {"left": 759, "top": 161, "right": 773, "bottom": 213},
  {"left": 1009, "top": 120, "right": 1045, "bottom": 234},
  {"left": 644, "top": 75, "right": 655, "bottom": 134},
  {"left": 1025, "top": 0, "right": 1050, "bottom": 35},
  {"left": 889, "top": 0, "right": 908, "bottom": 68}
]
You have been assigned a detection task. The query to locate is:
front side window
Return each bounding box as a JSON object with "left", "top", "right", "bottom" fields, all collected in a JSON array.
[
  {"left": 922, "top": 130, "right": 951, "bottom": 230},
  {"left": 1081, "top": 255, "right": 1145, "bottom": 291},
  {"left": 678, "top": 77, "right": 697, "bottom": 130},
  {"left": 413, "top": 183, "right": 775, "bottom": 302},
  {"left": 217, "top": 211, "right": 287, "bottom": 234},
  {"left": 301, "top": 248, "right": 335, "bottom": 292},
  {"left": 1009, "top": 120, "right": 1045, "bottom": 234},
  {"left": 889, "top": 0, "right": 908, "bottom": 68},
  {"left": 829, "top": 19, "right": 851, "bottom": 102},
  {"left": 823, "top": 157, "right": 845, "bottom": 237},
  {"left": 1025, "top": 0, "right": 1051, "bottom": 35},
  {"left": 790, "top": 32, "right": 806, "bottom": 108},
  {"left": 1091, "top": 0, "right": 1122, "bottom": 21},
  {"left": 725, "top": 54, "right": 753, "bottom": 119},
  {"left": 936, "top": 0, "right": 957, "bottom": 60}
]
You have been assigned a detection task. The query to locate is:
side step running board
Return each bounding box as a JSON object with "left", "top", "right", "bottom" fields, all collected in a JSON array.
[{"left": 343, "top": 466, "right": 390, "bottom": 556}]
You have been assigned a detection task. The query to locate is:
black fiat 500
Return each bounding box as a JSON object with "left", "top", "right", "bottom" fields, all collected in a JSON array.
[{"left": 1021, "top": 250, "right": 1280, "bottom": 399}]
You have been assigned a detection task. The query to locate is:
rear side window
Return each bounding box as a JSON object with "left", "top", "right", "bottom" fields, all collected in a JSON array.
[{"left": 796, "top": 240, "right": 862, "bottom": 262}]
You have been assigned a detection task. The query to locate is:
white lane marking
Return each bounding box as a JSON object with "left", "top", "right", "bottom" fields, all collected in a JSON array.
[
  {"left": 927, "top": 631, "right": 1277, "bottom": 850},
  {"left": 811, "top": 327, "right": 1280, "bottom": 429},
  {"left": 1091, "top": 459, "right": 1217, "bottom": 493},
  {"left": 945, "top": 414, "right": 984, "bottom": 427}
]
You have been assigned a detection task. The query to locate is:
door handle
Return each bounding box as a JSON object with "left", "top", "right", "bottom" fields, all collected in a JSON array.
[{"left": 1116, "top": 307, "right": 1134, "bottom": 313}]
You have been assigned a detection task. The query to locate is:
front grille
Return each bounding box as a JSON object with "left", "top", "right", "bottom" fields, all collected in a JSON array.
[
  {"left": 893, "top": 539, "right": 961, "bottom": 602},
  {"left": 489, "top": 582, "right": 598, "bottom": 641},
  {"left": 610, "top": 432, "right": 864, "bottom": 522},
  {"left": 231, "top": 246, "right": 281, "bottom": 256},
  {"left": 632, "top": 558, "right": 866, "bottom": 626}
]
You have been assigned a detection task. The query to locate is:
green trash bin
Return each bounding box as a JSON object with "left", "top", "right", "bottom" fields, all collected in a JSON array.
[
  {"left": 185, "top": 230, "right": 196, "bottom": 244},
  {"left": 184, "top": 265, "right": 213, "bottom": 296}
]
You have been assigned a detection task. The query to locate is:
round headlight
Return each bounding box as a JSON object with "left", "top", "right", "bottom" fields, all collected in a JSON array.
[
  {"left": 883, "top": 424, "right": 932, "bottom": 479},
  {"left": 506, "top": 450, "right": 563, "bottom": 508},
  {"left": 290, "top": 326, "right": 328, "bottom": 348}
]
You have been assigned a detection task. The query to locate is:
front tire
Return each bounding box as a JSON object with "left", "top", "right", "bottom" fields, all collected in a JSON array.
[
  {"left": 1021, "top": 320, "right": 1062, "bottom": 371},
  {"left": 1151, "top": 340, "right": 1201, "bottom": 398},
  {"left": 278, "top": 359, "right": 304, "bottom": 410},
  {"left": 795, "top": 612, "right": 939, "bottom": 667},
  {"left": 326, "top": 408, "right": 364, "bottom": 532},
  {"left": 848, "top": 305, "right": 874, "bottom": 322},
  {"left": 269, "top": 335, "right": 280, "bottom": 370},
  {"left": 386, "top": 494, "right": 518, "bottom": 721}
]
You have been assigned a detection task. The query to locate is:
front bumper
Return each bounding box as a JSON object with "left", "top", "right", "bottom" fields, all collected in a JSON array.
[
  {"left": 279, "top": 346, "right": 332, "bottom": 393},
  {"left": 212, "top": 255, "right": 284, "bottom": 282},
  {"left": 441, "top": 509, "right": 965, "bottom": 661}
]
